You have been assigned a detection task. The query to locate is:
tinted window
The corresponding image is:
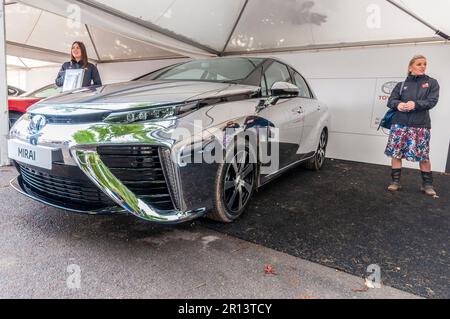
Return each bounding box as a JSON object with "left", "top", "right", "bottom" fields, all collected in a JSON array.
[
  {"left": 264, "top": 61, "right": 292, "bottom": 91},
  {"left": 139, "top": 58, "right": 262, "bottom": 83},
  {"left": 27, "top": 86, "right": 62, "bottom": 98},
  {"left": 33, "top": 86, "right": 62, "bottom": 98},
  {"left": 293, "top": 72, "right": 312, "bottom": 98}
]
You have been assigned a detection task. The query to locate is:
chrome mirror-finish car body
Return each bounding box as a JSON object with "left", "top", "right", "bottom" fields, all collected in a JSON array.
[
  {"left": 270, "top": 81, "right": 300, "bottom": 97},
  {"left": 8, "top": 57, "right": 330, "bottom": 224}
]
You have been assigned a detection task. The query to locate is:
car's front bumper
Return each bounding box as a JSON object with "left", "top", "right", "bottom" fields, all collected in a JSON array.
[{"left": 8, "top": 115, "right": 214, "bottom": 224}]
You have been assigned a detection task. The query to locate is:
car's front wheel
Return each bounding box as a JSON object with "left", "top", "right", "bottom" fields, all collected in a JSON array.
[
  {"left": 209, "top": 146, "right": 256, "bottom": 223},
  {"left": 305, "top": 129, "right": 328, "bottom": 171}
]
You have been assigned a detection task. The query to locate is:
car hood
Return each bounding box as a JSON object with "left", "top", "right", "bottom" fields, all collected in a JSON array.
[{"left": 29, "top": 80, "right": 260, "bottom": 112}]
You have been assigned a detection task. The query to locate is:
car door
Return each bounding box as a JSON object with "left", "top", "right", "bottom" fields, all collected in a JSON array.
[
  {"left": 259, "top": 61, "right": 305, "bottom": 170},
  {"left": 291, "top": 70, "right": 321, "bottom": 156}
]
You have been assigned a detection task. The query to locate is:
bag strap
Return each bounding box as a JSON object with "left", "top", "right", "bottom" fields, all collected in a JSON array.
[{"left": 399, "top": 81, "right": 404, "bottom": 98}]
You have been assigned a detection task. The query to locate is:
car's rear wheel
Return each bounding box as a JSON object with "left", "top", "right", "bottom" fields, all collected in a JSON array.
[
  {"left": 305, "top": 129, "right": 328, "bottom": 171},
  {"left": 209, "top": 145, "right": 256, "bottom": 223}
]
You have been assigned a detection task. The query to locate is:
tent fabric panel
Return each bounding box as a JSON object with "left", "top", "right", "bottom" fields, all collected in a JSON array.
[
  {"left": 226, "top": 0, "right": 438, "bottom": 52},
  {"left": 5, "top": 4, "right": 42, "bottom": 44},
  {"left": 89, "top": 26, "right": 181, "bottom": 61},
  {"left": 19, "top": 0, "right": 216, "bottom": 58},
  {"left": 6, "top": 55, "right": 26, "bottom": 68},
  {"left": 91, "top": 0, "right": 246, "bottom": 51},
  {"left": 24, "top": 11, "right": 97, "bottom": 59},
  {"left": 394, "top": 0, "right": 450, "bottom": 35}
]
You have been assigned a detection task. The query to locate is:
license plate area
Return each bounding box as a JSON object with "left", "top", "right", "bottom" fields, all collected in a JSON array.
[{"left": 7, "top": 139, "right": 60, "bottom": 170}]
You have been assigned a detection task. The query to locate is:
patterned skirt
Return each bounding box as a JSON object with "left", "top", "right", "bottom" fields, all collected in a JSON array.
[{"left": 385, "top": 124, "right": 431, "bottom": 162}]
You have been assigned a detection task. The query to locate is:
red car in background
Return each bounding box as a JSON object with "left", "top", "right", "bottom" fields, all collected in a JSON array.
[
  {"left": 8, "top": 84, "right": 61, "bottom": 126},
  {"left": 8, "top": 85, "right": 26, "bottom": 97}
]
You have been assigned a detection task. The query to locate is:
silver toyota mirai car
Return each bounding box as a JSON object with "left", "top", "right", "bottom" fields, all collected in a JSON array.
[{"left": 8, "top": 57, "right": 330, "bottom": 224}]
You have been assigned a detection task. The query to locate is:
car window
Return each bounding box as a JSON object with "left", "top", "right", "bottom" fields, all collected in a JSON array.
[
  {"left": 8, "top": 88, "right": 15, "bottom": 96},
  {"left": 30, "top": 86, "right": 62, "bottom": 99},
  {"left": 264, "top": 61, "right": 292, "bottom": 92},
  {"left": 159, "top": 68, "right": 231, "bottom": 81},
  {"left": 293, "top": 72, "right": 312, "bottom": 98},
  {"left": 140, "top": 58, "right": 261, "bottom": 83}
]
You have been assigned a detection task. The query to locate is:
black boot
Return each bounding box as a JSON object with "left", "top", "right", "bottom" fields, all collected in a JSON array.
[
  {"left": 388, "top": 169, "right": 402, "bottom": 191},
  {"left": 421, "top": 171, "right": 437, "bottom": 196}
]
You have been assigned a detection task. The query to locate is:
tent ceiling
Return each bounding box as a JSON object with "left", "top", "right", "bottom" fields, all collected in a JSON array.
[
  {"left": 227, "top": 0, "right": 442, "bottom": 53},
  {"left": 5, "top": 1, "right": 187, "bottom": 63},
  {"left": 6, "top": 0, "right": 450, "bottom": 63},
  {"left": 93, "top": 0, "right": 247, "bottom": 52},
  {"left": 394, "top": 0, "right": 450, "bottom": 35}
]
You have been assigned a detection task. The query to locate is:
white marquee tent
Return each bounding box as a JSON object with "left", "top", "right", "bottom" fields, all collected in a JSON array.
[
  {"left": 1, "top": 0, "right": 450, "bottom": 166},
  {"left": 5, "top": 0, "right": 450, "bottom": 62}
]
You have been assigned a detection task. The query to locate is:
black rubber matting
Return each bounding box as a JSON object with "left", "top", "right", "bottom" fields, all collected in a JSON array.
[{"left": 201, "top": 159, "right": 450, "bottom": 298}]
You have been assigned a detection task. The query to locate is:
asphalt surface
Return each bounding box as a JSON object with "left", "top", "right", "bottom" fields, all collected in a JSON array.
[
  {"left": 0, "top": 165, "right": 419, "bottom": 299},
  {"left": 202, "top": 159, "right": 450, "bottom": 299}
]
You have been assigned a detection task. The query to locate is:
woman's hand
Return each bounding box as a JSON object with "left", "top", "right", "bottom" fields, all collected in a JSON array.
[
  {"left": 405, "top": 101, "right": 416, "bottom": 111},
  {"left": 397, "top": 102, "right": 415, "bottom": 112},
  {"left": 397, "top": 103, "right": 408, "bottom": 112}
]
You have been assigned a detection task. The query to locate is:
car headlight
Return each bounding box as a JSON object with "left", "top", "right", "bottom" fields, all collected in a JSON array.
[{"left": 104, "top": 102, "right": 199, "bottom": 124}]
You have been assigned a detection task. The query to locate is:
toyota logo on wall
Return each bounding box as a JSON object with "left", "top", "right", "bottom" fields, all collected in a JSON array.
[
  {"left": 28, "top": 114, "right": 47, "bottom": 135},
  {"left": 382, "top": 81, "right": 399, "bottom": 95}
]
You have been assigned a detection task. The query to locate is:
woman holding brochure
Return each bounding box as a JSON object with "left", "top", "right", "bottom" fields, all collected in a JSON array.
[{"left": 55, "top": 41, "right": 102, "bottom": 90}]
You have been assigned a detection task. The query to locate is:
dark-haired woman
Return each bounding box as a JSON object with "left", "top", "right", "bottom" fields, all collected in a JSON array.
[
  {"left": 55, "top": 41, "right": 102, "bottom": 88},
  {"left": 385, "top": 55, "right": 440, "bottom": 196}
]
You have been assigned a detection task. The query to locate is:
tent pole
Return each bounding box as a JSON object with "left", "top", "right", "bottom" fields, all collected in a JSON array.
[
  {"left": 85, "top": 25, "right": 101, "bottom": 62},
  {"left": 221, "top": 0, "right": 249, "bottom": 55},
  {"left": 74, "top": 0, "right": 219, "bottom": 56},
  {"left": 386, "top": 0, "right": 450, "bottom": 40},
  {"left": 0, "top": 0, "right": 10, "bottom": 166}
]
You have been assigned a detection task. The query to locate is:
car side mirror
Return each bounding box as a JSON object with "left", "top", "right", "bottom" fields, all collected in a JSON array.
[{"left": 270, "top": 82, "right": 300, "bottom": 98}]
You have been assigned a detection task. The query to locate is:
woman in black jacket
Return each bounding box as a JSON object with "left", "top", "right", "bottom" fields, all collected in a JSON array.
[
  {"left": 385, "top": 55, "right": 440, "bottom": 196},
  {"left": 55, "top": 41, "right": 102, "bottom": 88}
]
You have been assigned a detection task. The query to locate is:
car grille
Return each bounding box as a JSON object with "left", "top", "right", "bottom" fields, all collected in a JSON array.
[
  {"left": 97, "top": 145, "right": 175, "bottom": 211},
  {"left": 18, "top": 164, "right": 115, "bottom": 211}
]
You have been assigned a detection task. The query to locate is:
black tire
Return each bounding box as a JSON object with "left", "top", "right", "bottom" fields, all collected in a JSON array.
[
  {"left": 208, "top": 142, "right": 257, "bottom": 223},
  {"left": 9, "top": 111, "right": 23, "bottom": 128},
  {"left": 305, "top": 129, "right": 328, "bottom": 171}
]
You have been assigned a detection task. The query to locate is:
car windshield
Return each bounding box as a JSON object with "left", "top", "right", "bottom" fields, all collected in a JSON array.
[
  {"left": 23, "top": 85, "right": 62, "bottom": 99},
  {"left": 138, "top": 58, "right": 264, "bottom": 83}
]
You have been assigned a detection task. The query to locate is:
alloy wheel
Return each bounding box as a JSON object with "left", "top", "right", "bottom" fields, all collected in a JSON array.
[
  {"left": 316, "top": 130, "right": 327, "bottom": 167},
  {"left": 223, "top": 150, "right": 255, "bottom": 215}
]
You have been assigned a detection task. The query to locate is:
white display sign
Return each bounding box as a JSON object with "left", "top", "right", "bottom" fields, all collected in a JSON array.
[
  {"left": 63, "top": 69, "right": 85, "bottom": 92},
  {"left": 8, "top": 139, "right": 54, "bottom": 170}
]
